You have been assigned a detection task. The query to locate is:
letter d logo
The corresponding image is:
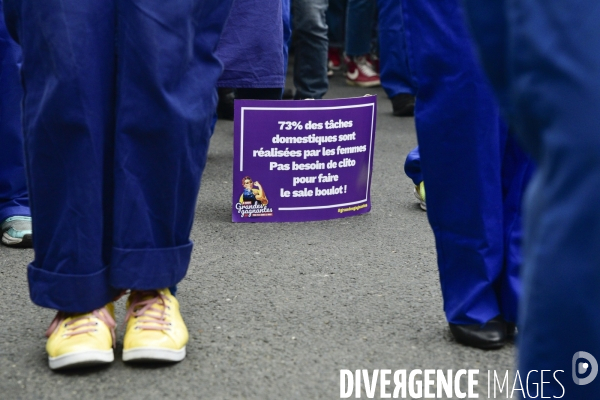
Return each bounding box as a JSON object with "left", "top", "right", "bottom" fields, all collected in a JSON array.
[{"left": 572, "top": 351, "right": 598, "bottom": 385}]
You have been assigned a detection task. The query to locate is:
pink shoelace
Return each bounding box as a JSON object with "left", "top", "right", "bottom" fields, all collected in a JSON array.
[
  {"left": 45, "top": 306, "right": 117, "bottom": 347},
  {"left": 125, "top": 291, "right": 171, "bottom": 331}
]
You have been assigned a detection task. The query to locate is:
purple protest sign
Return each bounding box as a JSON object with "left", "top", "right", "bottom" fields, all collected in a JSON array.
[{"left": 232, "top": 96, "right": 377, "bottom": 222}]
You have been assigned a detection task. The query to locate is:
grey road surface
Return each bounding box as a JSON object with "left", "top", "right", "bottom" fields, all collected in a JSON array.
[{"left": 0, "top": 73, "right": 516, "bottom": 400}]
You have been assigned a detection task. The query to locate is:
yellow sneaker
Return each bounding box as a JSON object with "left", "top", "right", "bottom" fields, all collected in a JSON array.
[
  {"left": 122, "top": 288, "right": 188, "bottom": 362},
  {"left": 414, "top": 181, "right": 426, "bottom": 211},
  {"left": 45, "top": 304, "right": 116, "bottom": 370}
]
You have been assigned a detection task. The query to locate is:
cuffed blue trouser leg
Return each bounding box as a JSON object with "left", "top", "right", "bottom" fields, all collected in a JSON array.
[
  {"left": 377, "top": 0, "right": 414, "bottom": 98},
  {"left": 0, "top": 2, "right": 29, "bottom": 222},
  {"left": 401, "top": 0, "right": 533, "bottom": 325},
  {"left": 403, "top": 146, "right": 422, "bottom": 186},
  {"left": 464, "top": 0, "right": 600, "bottom": 396},
  {"left": 345, "top": 0, "right": 376, "bottom": 56},
  {"left": 5, "top": 0, "right": 232, "bottom": 313},
  {"left": 292, "top": 0, "right": 329, "bottom": 99}
]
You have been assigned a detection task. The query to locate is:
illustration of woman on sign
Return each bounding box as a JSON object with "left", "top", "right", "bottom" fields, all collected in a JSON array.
[{"left": 239, "top": 176, "right": 268, "bottom": 205}]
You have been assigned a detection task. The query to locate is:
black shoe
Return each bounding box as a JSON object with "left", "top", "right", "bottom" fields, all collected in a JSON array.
[
  {"left": 391, "top": 93, "right": 415, "bottom": 117},
  {"left": 216, "top": 87, "right": 235, "bottom": 120},
  {"left": 449, "top": 316, "right": 507, "bottom": 350}
]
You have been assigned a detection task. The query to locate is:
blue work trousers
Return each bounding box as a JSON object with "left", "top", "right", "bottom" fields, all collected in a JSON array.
[
  {"left": 4, "top": 0, "right": 233, "bottom": 313},
  {"left": 401, "top": 0, "right": 534, "bottom": 325},
  {"left": 377, "top": 0, "right": 414, "bottom": 98},
  {"left": 0, "top": 0, "right": 28, "bottom": 222},
  {"left": 464, "top": 0, "right": 600, "bottom": 396}
]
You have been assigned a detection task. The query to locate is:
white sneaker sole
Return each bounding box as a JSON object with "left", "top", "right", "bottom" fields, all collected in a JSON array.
[
  {"left": 345, "top": 78, "right": 381, "bottom": 88},
  {"left": 48, "top": 349, "right": 114, "bottom": 370},
  {"left": 122, "top": 346, "right": 186, "bottom": 362},
  {"left": 2, "top": 232, "right": 33, "bottom": 247}
]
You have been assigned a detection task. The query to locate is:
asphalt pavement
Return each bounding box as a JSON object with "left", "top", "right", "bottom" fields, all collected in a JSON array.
[{"left": 0, "top": 72, "right": 516, "bottom": 400}]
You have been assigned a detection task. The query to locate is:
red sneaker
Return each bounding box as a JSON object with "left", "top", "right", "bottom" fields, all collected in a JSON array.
[
  {"left": 328, "top": 47, "right": 342, "bottom": 71},
  {"left": 366, "top": 53, "right": 380, "bottom": 73},
  {"left": 345, "top": 55, "right": 381, "bottom": 87}
]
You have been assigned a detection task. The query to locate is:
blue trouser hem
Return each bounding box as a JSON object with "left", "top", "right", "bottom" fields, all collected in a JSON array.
[
  {"left": 403, "top": 146, "right": 422, "bottom": 186},
  {"left": 0, "top": 204, "right": 31, "bottom": 222},
  {"left": 28, "top": 263, "right": 120, "bottom": 313},
  {"left": 109, "top": 241, "right": 192, "bottom": 290}
]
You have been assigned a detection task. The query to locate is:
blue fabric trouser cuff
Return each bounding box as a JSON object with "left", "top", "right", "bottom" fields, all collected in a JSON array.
[
  {"left": 0, "top": 205, "right": 31, "bottom": 222},
  {"left": 28, "top": 264, "right": 120, "bottom": 313},
  {"left": 109, "top": 241, "right": 193, "bottom": 291}
]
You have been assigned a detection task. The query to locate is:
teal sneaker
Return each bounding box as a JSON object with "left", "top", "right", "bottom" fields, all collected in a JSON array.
[{"left": 1, "top": 216, "right": 33, "bottom": 248}]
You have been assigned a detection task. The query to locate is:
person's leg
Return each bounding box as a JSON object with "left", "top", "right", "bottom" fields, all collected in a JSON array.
[
  {"left": 292, "top": 0, "right": 329, "bottom": 99},
  {"left": 325, "top": 0, "right": 345, "bottom": 74},
  {"left": 326, "top": 0, "right": 345, "bottom": 49},
  {"left": 113, "top": 0, "right": 233, "bottom": 363},
  {"left": 0, "top": 5, "right": 28, "bottom": 222},
  {"left": 404, "top": 146, "right": 426, "bottom": 211},
  {"left": 377, "top": 0, "right": 415, "bottom": 116},
  {"left": 111, "top": 0, "right": 233, "bottom": 291},
  {"left": 215, "top": 0, "right": 285, "bottom": 118},
  {"left": 403, "top": 146, "right": 422, "bottom": 186},
  {"left": 465, "top": 0, "right": 600, "bottom": 395},
  {"left": 5, "top": 0, "right": 120, "bottom": 313},
  {"left": 345, "top": 0, "right": 376, "bottom": 57},
  {"left": 497, "top": 132, "right": 534, "bottom": 327},
  {"left": 5, "top": 0, "right": 120, "bottom": 370},
  {"left": 344, "top": 0, "right": 379, "bottom": 87},
  {"left": 402, "top": 0, "right": 514, "bottom": 348},
  {"left": 0, "top": 2, "right": 31, "bottom": 247}
]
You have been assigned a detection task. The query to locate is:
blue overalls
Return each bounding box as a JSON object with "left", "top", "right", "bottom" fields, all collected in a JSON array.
[
  {"left": 464, "top": 0, "right": 600, "bottom": 396},
  {"left": 400, "top": 0, "right": 534, "bottom": 325},
  {"left": 3, "top": 0, "right": 233, "bottom": 313},
  {"left": 0, "top": 1, "right": 29, "bottom": 222}
]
